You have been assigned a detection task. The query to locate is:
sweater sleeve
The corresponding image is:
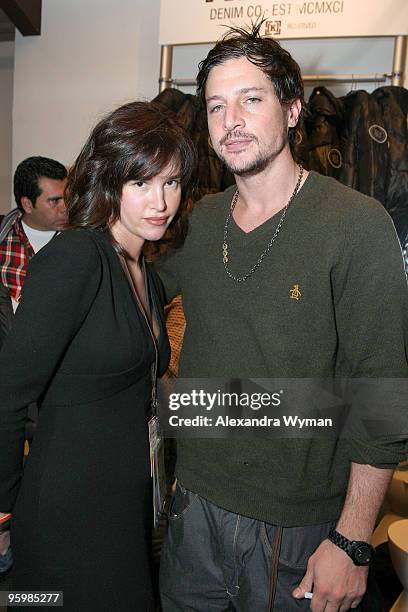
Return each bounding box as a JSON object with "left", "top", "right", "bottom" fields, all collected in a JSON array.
[
  {"left": 333, "top": 200, "right": 408, "bottom": 467},
  {"left": 0, "top": 230, "right": 101, "bottom": 510}
]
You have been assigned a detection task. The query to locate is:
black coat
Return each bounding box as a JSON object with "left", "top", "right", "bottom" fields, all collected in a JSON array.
[
  {"left": 371, "top": 87, "right": 408, "bottom": 216},
  {"left": 0, "top": 281, "right": 12, "bottom": 350},
  {"left": 0, "top": 229, "right": 169, "bottom": 611},
  {"left": 303, "top": 86, "right": 345, "bottom": 180}
]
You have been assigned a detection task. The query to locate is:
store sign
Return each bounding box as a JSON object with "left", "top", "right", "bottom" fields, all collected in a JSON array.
[{"left": 159, "top": 0, "right": 408, "bottom": 44}]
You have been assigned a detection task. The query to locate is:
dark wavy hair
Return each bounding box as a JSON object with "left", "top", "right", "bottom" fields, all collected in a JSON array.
[
  {"left": 14, "top": 156, "right": 67, "bottom": 210},
  {"left": 196, "top": 21, "right": 304, "bottom": 148},
  {"left": 66, "top": 101, "right": 197, "bottom": 255}
]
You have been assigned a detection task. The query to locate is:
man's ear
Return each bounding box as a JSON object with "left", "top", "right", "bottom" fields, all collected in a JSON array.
[
  {"left": 20, "top": 196, "right": 34, "bottom": 214},
  {"left": 287, "top": 99, "right": 301, "bottom": 128}
]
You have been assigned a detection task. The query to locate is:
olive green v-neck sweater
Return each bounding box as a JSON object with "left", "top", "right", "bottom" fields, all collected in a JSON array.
[{"left": 157, "top": 171, "right": 408, "bottom": 526}]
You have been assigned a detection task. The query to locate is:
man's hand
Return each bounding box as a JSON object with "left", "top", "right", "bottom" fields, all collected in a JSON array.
[
  {"left": 292, "top": 538, "right": 368, "bottom": 612},
  {"left": 292, "top": 463, "right": 392, "bottom": 610}
]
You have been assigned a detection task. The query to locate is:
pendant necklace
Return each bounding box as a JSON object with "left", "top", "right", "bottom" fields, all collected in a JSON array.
[{"left": 222, "top": 165, "right": 304, "bottom": 283}]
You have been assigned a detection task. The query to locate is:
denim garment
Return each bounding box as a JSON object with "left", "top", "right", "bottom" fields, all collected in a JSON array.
[
  {"left": 0, "top": 546, "right": 13, "bottom": 575},
  {"left": 160, "top": 484, "right": 383, "bottom": 612}
]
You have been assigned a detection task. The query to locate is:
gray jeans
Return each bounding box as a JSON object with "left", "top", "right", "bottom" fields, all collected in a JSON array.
[
  {"left": 0, "top": 546, "right": 12, "bottom": 576},
  {"left": 159, "top": 483, "right": 382, "bottom": 612}
]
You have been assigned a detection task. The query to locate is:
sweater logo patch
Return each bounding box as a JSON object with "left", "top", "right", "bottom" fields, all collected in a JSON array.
[{"left": 289, "top": 284, "right": 302, "bottom": 301}]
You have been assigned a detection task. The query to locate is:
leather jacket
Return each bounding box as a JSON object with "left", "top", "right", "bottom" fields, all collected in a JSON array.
[
  {"left": 302, "top": 86, "right": 345, "bottom": 181},
  {"left": 371, "top": 87, "right": 408, "bottom": 217},
  {"left": 339, "top": 89, "right": 390, "bottom": 204}
]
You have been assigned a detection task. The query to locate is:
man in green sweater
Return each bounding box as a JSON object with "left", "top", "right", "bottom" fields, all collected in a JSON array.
[{"left": 158, "top": 24, "right": 408, "bottom": 612}]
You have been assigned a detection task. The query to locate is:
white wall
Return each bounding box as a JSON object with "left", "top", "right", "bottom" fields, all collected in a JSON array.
[
  {"left": 12, "top": 0, "right": 161, "bottom": 172},
  {"left": 0, "top": 41, "right": 14, "bottom": 214}
]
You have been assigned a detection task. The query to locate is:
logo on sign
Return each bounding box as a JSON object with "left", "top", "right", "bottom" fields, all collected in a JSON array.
[{"left": 265, "top": 21, "right": 282, "bottom": 36}]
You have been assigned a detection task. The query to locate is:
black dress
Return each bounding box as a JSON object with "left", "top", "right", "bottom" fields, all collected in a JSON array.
[{"left": 0, "top": 229, "right": 169, "bottom": 611}]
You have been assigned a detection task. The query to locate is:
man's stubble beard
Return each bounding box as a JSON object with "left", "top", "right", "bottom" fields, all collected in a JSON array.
[{"left": 217, "top": 127, "right": 289, "bottom": 178}]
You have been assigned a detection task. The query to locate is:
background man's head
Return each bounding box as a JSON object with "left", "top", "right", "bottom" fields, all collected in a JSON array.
[
  {"left": 197, "top": 23, "right": 304, "bottom": 175},
  {"left": 13, "top": 156, "right": 68, "bottom": 231}
]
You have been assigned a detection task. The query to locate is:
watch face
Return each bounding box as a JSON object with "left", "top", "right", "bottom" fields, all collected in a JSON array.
[{"left": 354, "top": 543, "right": 373, "bottom": 565}]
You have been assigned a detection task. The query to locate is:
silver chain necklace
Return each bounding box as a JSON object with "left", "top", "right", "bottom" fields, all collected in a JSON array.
[{"left": 222, "top": 165, "right": 304, "bottom": 283}]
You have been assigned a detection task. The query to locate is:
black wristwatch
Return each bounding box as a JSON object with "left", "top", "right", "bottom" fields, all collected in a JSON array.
[{"left": 327, "top": 529, "right": 374, "bottom": 566}]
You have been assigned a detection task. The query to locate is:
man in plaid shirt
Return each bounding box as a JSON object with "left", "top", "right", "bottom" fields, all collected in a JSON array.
[{"left": 0, "top": 156, "right": 67, "bottom": 338}]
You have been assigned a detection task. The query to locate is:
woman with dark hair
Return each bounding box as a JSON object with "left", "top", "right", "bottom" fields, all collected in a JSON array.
[{"left": 0, "top": 101, "right": 196, "bottom": 610}]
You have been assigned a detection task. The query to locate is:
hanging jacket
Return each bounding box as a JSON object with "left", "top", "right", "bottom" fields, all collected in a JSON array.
[
  {"left": 371, "top": 87, "right": 408, "bottom": 274},
  {"left": 340, "top": 89, "right": 390, "bottom": 205},
  {"left": 371, "top": 86, "right": 408, "bottom": 217},
  {"left": 303, "top": 86, "right": 345, "bottom": 180}
]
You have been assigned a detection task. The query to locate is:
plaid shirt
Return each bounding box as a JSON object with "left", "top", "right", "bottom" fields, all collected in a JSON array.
[{"left": 0, "top": 212, "right": 34, "bottom": 303}]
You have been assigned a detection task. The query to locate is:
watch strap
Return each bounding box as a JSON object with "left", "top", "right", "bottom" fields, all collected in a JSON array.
[
  {"left": 328, "top": 529, "right": 374, "bottom": 565},
  {"left": 328, "top": 529, "right": 354, "bottom": 553}
]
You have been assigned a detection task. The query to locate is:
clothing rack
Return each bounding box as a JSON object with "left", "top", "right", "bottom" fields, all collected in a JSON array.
[{"left": 158, "top": 35, "right": 407, "bottom": 93}]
